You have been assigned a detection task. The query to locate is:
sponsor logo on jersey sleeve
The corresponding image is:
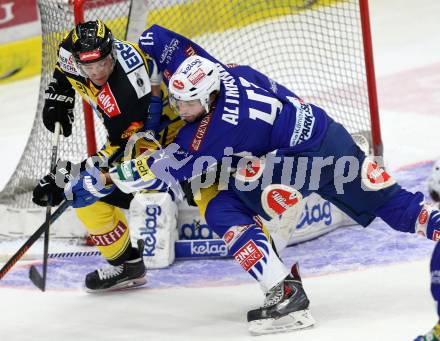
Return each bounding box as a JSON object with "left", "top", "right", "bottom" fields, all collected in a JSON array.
[
  {"left": 127, "top": 66, "right": 151, "bottom": 98},
  {"left": 159, "top": 38, "right": 180, "bottom": 64},
  {"left": 190, "top": 112, "right": 213, "bottom": 152},
  {"left": 97, "top": 83, "right": 121, "bottom": 118},
  {"left": 289, "top": 97, "right": 315, "bottom": 146},
  {"left": 434, "top": 230, "right": 440, "bottom": 241}
]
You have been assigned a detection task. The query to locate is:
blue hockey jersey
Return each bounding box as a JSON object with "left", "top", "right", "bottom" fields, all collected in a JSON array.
[
  {"left": 112, "top": 26, "right": 332, "bottom": 192},
  {"left": 138, "top": 24, "right": 226, "bottom": 86}
]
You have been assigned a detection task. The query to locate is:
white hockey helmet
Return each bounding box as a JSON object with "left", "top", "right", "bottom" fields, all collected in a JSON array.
[
  {"left": 428, "top": 159, "right": 440, "bottom": 202},
  {"left": 168, "top": 55, "right": 221, "bottom": 113}
]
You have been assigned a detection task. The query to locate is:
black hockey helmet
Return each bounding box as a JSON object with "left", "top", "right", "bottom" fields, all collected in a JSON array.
[{"left": 71, "top": 19, "right": 114, "bottom": 64}]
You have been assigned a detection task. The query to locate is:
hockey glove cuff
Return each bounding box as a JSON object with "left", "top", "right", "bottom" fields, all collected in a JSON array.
[
  {"left": 64, "top": 167, "right": 116, "bottom": 208},
  {"left": 32, "top": 160, "right": 78, "bottom": 207},
  {"left": 43, "top": 81, "right": 75, "bottom": 137}
]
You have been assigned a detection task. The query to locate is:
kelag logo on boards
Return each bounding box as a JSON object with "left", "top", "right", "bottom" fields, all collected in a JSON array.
[
  {"left": 179, "top": 220, "right": 219, "bottom": 240},
  {"left": 0, "top": 0, "right": 39, "bottom": 29},
  {"left": 297, "top": 201, "right": 333, "bottom": 229}
]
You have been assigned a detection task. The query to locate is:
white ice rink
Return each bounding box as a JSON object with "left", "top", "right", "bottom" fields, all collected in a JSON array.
[{"left": 1, "top": 0, "right": 440, "bottom": 340}]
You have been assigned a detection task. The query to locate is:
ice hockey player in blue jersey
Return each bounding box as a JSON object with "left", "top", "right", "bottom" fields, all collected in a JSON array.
[
  {"left": 414, "top": 240, "right": 440, "bottom": 340},
  {"left": 414, "top": 167, "right": 440, "bottom": 341},
  {"left": 59, "top": 54, "right": 440, "bottom": 335},
  {"left": 37, "top": 25, "right": 440, "bottom": 335}
]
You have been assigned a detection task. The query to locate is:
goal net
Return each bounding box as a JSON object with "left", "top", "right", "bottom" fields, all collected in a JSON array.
[{"left": 0, "top": 0, "right": 380, "bottom": 237}]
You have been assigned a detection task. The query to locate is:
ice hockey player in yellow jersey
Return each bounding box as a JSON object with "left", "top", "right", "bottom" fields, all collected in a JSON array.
[{"left": 32, "top": 19, "right": 184, "bottom": 292}]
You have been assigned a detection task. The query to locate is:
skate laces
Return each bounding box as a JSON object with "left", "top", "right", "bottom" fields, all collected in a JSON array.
[
  {"left": 97, "top": 264, "right": 124, "bottom": 280},
  {"left": 263, "top": 282, "right": 284, "bottom": 308}
]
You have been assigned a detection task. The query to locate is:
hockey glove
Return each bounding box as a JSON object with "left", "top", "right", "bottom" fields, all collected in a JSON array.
[
  {"left": 42, "top": 79, "right": 75, "bottom": 137},
  {"left": 144, "top": 95, "right": 163, "bottom": 138},
  {"left": 32, "top": 160, "right": 77, "bottom": 207},
  {"left": 64, "top": 167, "right": 116, "bottom": 208}
]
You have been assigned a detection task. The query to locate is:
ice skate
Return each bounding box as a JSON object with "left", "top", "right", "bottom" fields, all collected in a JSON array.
[
  {"left": 85, "top": 239, "right": 147, "bottom": 292},
  {"left": 247, "top": 263, "right": 315, "bottom": 335}
]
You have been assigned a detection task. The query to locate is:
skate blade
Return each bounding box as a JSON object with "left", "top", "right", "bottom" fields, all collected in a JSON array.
[
  {"left": 248, "top": 309, "right": 315, "bottom": 336},
  {"left": 85, "top": 277, "right": 147, "bottom": 293}
]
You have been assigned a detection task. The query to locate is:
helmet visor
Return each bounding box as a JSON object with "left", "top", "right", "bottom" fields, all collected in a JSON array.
[
  {"left": 169, "top": 94, "right": 204, "bottom": 119},
  {"left": 76, "top": 54, "right": 114, "bottom": 79}
]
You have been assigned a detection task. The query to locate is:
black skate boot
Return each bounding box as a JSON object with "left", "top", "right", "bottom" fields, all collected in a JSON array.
[
  {"left": 247, "top": 263, "right": 315, "bottom": 335},
  {"left": 85, "top": 239, "right": 147, "bottom": 292}
]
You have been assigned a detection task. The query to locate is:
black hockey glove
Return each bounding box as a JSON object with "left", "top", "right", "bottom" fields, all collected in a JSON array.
[
  {"left": 42, "top": 71, "right": 75, "bottom": 137},
  {"left": 32, "top": 161, "right": 79, "bottom": 207}
]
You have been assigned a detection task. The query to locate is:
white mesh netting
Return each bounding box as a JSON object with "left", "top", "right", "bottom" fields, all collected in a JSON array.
[{"left": 0, "top": 0, "right": 377, "bottom": 233}]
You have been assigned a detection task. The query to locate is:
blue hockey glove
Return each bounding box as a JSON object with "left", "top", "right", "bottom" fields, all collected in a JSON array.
[
  {"left": 64, "top": 167, "right": 116, "bottom": 208},
  {"left": 144, "top": 95, "right": 163, "bottom": 138}
]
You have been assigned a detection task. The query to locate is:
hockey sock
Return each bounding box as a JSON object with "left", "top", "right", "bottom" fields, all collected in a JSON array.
[
  {"left": 430, "top": 241, "right": 440, "bottom": 316},
  {"left": 223, "top": 224, "right": 289, "bottom": 292},
  {"left": 75, "top": 201, "right": 133, "bottom": 265}
]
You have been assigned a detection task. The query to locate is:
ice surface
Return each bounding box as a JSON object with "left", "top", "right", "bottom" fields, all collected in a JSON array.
[{"left": 1, "top": 0, "right": 440, "bottom": 340}]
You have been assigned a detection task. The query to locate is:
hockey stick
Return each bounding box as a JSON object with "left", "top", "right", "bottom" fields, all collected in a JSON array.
[
  {"left": 0, "top": 200, "right": 70, "bottom": 281},
  {"left": 0, "top": 146, "right": 125, "bottom": 283},
  {"left": 29, "top": 122, "right": 61, "bottom": 291}
]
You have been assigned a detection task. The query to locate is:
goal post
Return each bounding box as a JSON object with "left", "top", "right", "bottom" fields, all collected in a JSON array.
[{"left": 0, "top": 0, "right": 382, "bottom": 241}]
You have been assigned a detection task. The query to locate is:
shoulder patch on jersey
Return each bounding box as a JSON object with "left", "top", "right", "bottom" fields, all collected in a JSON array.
[
  {"left": 127, "top": 66, "right": 151, "bottom": 99},
  {"left": 289, "top": 97, "right": 315, "bottom": 146},
  {"left": 114, "top": 40, "right": 143, "bottom": 73},
  {"left": 97, "top": 83, "right": 121, "bottom": 118},
  {"left": 58, "top": 47, "right": 80, "bottom": 76}
]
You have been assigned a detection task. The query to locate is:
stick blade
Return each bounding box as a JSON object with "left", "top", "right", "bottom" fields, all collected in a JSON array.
[{"left": 29, "top": 265, "right": 45, "bottom": 291}]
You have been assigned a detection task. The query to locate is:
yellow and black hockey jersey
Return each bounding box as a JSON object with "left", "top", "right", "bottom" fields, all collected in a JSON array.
[{"left": 55, "top": 30, "right": 183, "bottom": 148}]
